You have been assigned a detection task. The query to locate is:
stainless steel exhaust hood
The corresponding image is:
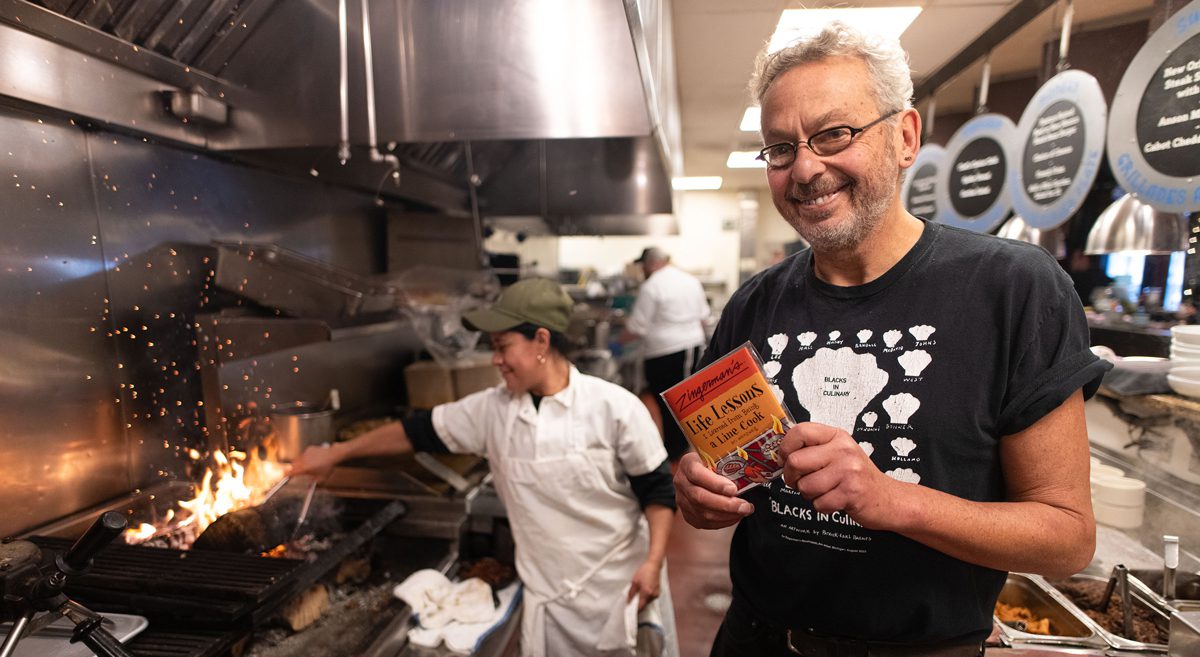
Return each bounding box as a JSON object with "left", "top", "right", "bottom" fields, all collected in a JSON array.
[{"left": 1, "top": 0, "right": 680, "bottom": 232}]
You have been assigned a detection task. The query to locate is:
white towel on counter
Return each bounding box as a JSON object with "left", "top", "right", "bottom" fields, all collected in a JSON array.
[{"left": 393, "top": 568, "right": 523, "bottom": 654}]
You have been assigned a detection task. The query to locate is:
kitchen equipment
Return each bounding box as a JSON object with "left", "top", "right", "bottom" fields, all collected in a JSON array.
[
  {"left": 413, "top": 453, "right": 471, "bottom": 493},
  {"left": 1165, "top": 536, "right": 1180, "bottom": 601},
  {"left": 213, "top": 242, "right": 398, "bottom": 318},
  {"left": 290, "top": 477, "right": 319, "bottom": 542},
  {"left": 1116, "top": 565, "right": 1134, "bottom": 639},
  {"left": 0, "top": 614, "right": 147, "bottom": 657},
  {"left": 270, "top": 389, "right": 339, "bottom": 462},
  {"left": 992, "top": 573, "right": 1105, "bottom": 649}
]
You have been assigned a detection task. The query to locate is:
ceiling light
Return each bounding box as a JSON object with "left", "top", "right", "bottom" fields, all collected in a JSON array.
[
  {"left": 1084, "top": 194, "right": 1188, "bottom": 255},
  {"left": 726, "top": 151, "right": 766, "bottom": 169},
  {"left": 768, "top": 7, "right": 923, "bottom": 53},
  {"left": 672, "top": 176, "right": 723, "bottom": 191},
  {"left": 740, "top": 107, "right": 761, "bottom": 132}
]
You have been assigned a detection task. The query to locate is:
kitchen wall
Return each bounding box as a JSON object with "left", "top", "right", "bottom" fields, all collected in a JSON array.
[
  {"left": 0, "top": 103, "right": 399, "bottom": 536},
  {"left": 484, "top": 190, "right": 769, "bottom": 307}
]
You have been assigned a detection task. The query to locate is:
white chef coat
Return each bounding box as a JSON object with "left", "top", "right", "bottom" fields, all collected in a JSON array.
[
  {"left": 432, "top": 367, "right": 679, "bottom": 657},
  {"left": 625, "top": 265, "right": 710, "bottom": 359}
]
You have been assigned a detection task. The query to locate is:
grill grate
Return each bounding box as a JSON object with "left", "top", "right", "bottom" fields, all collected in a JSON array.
[
  {"left": 125, "top": 627, "right": 244, "bottom": 657},
  {"left": 30, "top": 536, "right": 303, "bottom": 625},
  {"left": 27, "top": 498, "right": 406, "bottom": 657}
]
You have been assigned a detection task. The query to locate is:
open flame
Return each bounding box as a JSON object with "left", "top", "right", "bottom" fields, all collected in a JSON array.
[{"left": 124, "top": 445, "right": 286, "bottom": 547}]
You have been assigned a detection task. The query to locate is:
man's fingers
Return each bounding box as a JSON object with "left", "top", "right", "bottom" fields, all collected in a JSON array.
[
  {"left": 795, "top": 422, "right": 844, "bottom": 446},
  {"left": 679, "top": 454, "right": 737, "bottom": 495}
]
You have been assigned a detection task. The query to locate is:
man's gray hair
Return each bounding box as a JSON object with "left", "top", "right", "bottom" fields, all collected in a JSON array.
[{"left": 751, "top": 22, "right": 913, "bottom": 113}]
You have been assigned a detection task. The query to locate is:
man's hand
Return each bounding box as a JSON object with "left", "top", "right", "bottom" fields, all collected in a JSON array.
[
  {"left": 674, "top": 452, "right": 754, "bottom": 529},
  {"left": 289, "top": 444, "right": 339, "bottom": 481},
  {"left": 627, "top": 558, "right": 663, "bottom": 611},
  {"left": 779, "top": 422, "right": 900, "bottom": 529}
]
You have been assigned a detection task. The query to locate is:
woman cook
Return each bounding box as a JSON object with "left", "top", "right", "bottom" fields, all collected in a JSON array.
[{"left": 291, "top": 278, "right": 680, "bottom": 657}]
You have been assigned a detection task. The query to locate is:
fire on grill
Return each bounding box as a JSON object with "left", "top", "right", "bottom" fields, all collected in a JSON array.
[{"left": 123, "top": 446, "right": 289, "bottom": 551}]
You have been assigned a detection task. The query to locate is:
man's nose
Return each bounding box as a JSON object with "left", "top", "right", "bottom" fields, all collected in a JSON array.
[
  {"left": 788, "top": 146, "right": 826, "bottom": 185},
  {"left": 492, "top": 351, "right": 503, "bottom": 366}
]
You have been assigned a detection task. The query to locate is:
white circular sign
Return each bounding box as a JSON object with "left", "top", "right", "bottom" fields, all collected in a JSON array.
[
  {"left": 1009, "top": 70, "right": 1107, "bottom": 229},
  {"left": 936, "top": 113, "right": 1017, "bottom": 233},
  {"left": 902, "top": 144, "right": 946, "bottom": 221},
  {"left": 1108, "top": 0, "right": 1200, "bottom": 213}
]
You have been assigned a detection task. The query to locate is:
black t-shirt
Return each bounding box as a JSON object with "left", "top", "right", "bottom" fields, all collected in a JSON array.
[{"left": 700, "top": 219, "right": 1110, "bottom": 644}]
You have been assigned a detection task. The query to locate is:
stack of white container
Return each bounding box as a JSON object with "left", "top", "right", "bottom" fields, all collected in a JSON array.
[
  {"left": 1169, "top": 325, "right": 1200, "bottom": 398},
  {"left": 1090, "top": 457, "right": 1146, "bottom": 529}
]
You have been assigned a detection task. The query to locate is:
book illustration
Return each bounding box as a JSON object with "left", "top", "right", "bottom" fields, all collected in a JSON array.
[
  {"left": 709, "top": 426, "right": 786, "bottom": 489},
  {"left": 662, "top": 342, "right": 795, "bottom": 493},
  {"left": 791, "top": 347, "right": 889, "bottom": 434},
  {"left": 897, "top": 350, "right": 932, "bottom": 376},
  {"left": 798, "top": 331, "right": 817, "bottom": 347},
  {"left": 856, "top": 329, "right": 873, "bottom": 344},
  {"left": 763, "top": 361, "right": 782, "bottom": 380},
  {"left": 861, "top": 411, "right": 878, "bottom": 428},
  {"left": 882, "top": 392, "right": 920, "bottom": 424},
  {"left": 828, "top": 330, "right": 841, "bottom": 342},
  {"left": 858, "top": 441, "right": 875, "bottom": 457}
]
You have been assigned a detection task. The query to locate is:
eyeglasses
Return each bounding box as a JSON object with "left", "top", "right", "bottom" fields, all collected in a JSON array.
[{"left": 756, "top": 109, "right": 901, "bottom": 167}]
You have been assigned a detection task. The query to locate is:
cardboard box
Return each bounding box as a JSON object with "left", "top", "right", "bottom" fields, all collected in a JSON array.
[{"left": 404, "top": 355, "right": 501, "bottom": 409}]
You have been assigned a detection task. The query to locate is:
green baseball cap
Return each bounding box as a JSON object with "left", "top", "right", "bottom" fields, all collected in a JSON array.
[{"left": 462, "top": 278, "right": 573, "bottom": 334}]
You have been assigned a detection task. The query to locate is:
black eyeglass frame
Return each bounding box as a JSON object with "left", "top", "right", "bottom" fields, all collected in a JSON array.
[{"left": 755, "top": 109, "right": 902, "bottom": 167}]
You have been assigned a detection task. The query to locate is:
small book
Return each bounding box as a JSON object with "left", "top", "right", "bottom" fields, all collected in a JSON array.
[{"left": 661, "top": 342, "right": 794, "bottom": 493}]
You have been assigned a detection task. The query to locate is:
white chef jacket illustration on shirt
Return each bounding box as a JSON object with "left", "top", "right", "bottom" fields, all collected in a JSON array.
[{"left": 769, "top": 324, "right": 937, "bottom": 553}]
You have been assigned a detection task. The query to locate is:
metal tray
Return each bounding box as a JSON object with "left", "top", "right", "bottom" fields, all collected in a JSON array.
[
  {"left": 214, "top": 242, "right": 398, "bottom": 318},
  {"left": 0, "top": 613, "right": 148, "bottom": 657},
  {"left": 993, "top": 573, "right": 1107, "bottom": 649},
  {"left": 1130, "top": 568, "right": 1200, "bottom": 612},
  {"left": 1048, "top": 573, "right": 1171, "bottom": 652}
]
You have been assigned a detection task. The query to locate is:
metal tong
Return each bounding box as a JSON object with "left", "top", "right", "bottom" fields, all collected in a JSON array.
[
  {"left": 1098, "top": 564, "right": 1134, "bottom": 638},
  {"left": 1163, "top": 535, "right": 1180, "bottom": 600}
]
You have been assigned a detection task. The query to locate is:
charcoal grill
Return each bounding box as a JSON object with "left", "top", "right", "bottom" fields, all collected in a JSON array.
[{"left": 27, "top": 498, "right": 405, "bottom": 657}]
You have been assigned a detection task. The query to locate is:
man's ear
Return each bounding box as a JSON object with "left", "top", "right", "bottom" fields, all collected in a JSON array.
[{"left": 898, "top": 108, "right": 922, "bottom": 169}]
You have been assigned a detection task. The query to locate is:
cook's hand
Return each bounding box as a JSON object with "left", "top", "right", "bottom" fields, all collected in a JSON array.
[
  {"left": 674, "top": 452, "right": 754, "bottom": 529},
  {"left": 627, "top": 558, "right": 662, "bottom": 611},
  {"left": 289, "top": 444, "right": 339, "bottom": 481},
  {"left": 779, "top": 422, "right": 898, "bottom": 529}
]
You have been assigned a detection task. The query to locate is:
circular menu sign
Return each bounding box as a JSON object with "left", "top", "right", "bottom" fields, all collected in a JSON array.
[
  {"left": 1108, "top": 0, "right": 1200, "bottom": 213},
  {"left": 1009, "top": 70, "right": 1107, "bottom": 229},
  {"left": 902, "top": 145, "right": 946, "bottom": 220},
  {"left": 935, "top": 113, "right": 1017, "bottom": 232}
]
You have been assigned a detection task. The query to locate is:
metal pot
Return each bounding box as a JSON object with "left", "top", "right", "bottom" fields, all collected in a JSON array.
[{"left": 270, "top": 402, "right": 335, "bottom": 462}]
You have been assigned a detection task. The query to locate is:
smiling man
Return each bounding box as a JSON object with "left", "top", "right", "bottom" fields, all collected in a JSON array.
[{"left": 673, "top": 22, "right": 1111, "bottom": 657}]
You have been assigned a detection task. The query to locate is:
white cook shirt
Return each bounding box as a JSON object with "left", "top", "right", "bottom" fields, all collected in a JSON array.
[
  {"left": 430, "top": 367, "right": 665, "bottom": 472},
  {"left": 625, "top": 265, "right": 710, "bottom": 359}
]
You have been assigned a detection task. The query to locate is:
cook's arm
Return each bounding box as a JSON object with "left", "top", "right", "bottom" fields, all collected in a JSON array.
[
  {"left": 290, "top": 421, "right": 414, "bottom": 480},
  {"left": 629, "top": 504, "right": 674, "bottom": 610}
]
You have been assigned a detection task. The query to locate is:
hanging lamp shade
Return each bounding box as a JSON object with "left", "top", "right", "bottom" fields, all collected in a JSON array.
[
  {"left": 996, "top": 215, "right": 1066, "bottom": 259},
  {"left": 1084, "top": 194, "right": 1188, "bottom": 255}
]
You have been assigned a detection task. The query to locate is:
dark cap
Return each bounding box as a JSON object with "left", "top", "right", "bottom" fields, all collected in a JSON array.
[
  {"left": 462, "top": 278, "right": 573, "bottom": 334},
  {"left": 634, "top": 246, "right": 668, "bottom": 264}
]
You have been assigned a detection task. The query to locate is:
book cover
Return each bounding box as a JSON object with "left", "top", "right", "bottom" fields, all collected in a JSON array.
[{"left": 661, "top": 342, "right": 794, "bottom": 493}]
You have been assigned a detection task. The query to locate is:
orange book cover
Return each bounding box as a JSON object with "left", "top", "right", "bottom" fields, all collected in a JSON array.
[{"left": 661, "top": 342, "right": 794, "bottom": 493}]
